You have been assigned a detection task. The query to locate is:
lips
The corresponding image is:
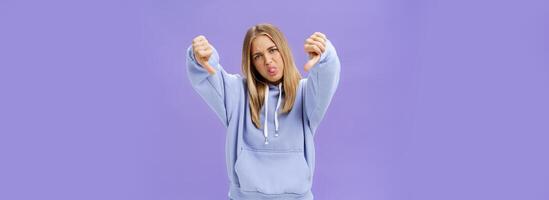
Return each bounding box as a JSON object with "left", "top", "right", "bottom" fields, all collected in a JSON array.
[{"left": 267, "top": 67, "right": 278, "bottom": 76}]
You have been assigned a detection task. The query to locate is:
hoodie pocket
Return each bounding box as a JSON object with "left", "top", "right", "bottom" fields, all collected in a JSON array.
[{"left": 234, "top": 148, "right": 312, "bottom": 195}]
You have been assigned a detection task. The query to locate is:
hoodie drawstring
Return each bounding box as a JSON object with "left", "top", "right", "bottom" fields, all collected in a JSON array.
[
  {"left": 263, "top": 83, "right": 282, "bottom": 144},
  {"left": 274, "top": 83, "right": 282, "bottom": 137}
]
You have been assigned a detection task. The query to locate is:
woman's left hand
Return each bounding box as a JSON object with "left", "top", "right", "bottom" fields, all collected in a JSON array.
[{"left": 304, "top": 32, "right": 327, "bottom": 72}]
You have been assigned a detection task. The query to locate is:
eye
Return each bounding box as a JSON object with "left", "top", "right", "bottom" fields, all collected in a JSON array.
[
  {"left": 253, "top": 54, "right": 262, "bottom": 61},
  {"left": 269, "top": 48, "right": 278, "bottom": 54}
]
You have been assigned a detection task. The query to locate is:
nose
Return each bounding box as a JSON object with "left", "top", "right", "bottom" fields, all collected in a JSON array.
[{"left": 264, "top": 54, "right": 273, "bottom": 66}]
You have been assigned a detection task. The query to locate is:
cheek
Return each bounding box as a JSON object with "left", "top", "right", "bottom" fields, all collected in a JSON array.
[
  {"left": 276, "top": 55, "right": 285, "bottom": 70},
  {"left": 253, "top": 63, "right": 265, "bottom": 74},
  {"left": 275, "top": 54, "right": 283, "bottom": 63}
]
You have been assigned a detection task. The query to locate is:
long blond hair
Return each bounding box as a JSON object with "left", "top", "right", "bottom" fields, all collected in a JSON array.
[{"left": 241, "top": 23, "right": 302, "bottom": 129}]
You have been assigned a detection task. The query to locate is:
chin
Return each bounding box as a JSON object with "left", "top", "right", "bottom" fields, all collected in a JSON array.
[
  {"left": 267, "top": 77, "right": 282, "bottom": 84},
  {"left": 274, "top": 76, "right": 283, "bottom": 83}
]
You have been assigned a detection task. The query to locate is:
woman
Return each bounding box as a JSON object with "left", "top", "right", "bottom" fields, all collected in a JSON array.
[{"left": 187, "top": 23, "right": 340, "bottom": 200}]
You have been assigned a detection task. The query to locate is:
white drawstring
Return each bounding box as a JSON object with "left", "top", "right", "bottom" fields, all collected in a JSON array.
[
  {"left": 274, "top": 83, "right": 282, "bottom": 137},
  {"left": 263, "top": 84, "right": 269, "bottom": 144},
  {"left": 263, "top": 83, "right": 283, "bottom": 144}
]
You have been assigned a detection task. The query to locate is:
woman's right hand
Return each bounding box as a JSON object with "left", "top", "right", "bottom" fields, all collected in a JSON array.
[
  {"left": 192, "top": 35, "right": 216, "bottom": 74},
  {"left": 303, "top": 32, "right": 327, "bottom": 72}
]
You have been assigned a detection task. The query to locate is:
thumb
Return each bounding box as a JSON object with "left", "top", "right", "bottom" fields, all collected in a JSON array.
[
  {"left": 202, "top": 61, "right": 216, "bottom": 74},
  {"left": 304, "top": 54, "right": 321, "bottom": 72}
]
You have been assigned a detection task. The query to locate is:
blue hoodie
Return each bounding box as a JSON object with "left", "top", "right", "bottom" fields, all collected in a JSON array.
[{"left": 187, "top": 40, "right": 340, "bottom": 200}]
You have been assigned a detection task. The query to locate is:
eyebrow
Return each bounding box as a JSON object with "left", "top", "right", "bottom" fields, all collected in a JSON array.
[{"left": 252, "top": 45, "right": 277, "bottom": 57}]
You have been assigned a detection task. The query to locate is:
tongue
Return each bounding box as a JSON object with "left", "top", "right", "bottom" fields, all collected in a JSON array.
[{"left": 268, "top": 68, "right": 276, "bottom": 73}]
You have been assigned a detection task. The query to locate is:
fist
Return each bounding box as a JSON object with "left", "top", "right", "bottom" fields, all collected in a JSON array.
[
  {"left": 192, "top": 35, "right": 216, "bottom": 74},
  {"left": 303, "top": 32, "right": 327, "bottom": 72}
]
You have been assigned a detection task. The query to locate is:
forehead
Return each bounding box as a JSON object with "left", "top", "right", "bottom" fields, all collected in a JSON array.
[{"left": 251, "top": 35, "right": 276, "bottom": 53}]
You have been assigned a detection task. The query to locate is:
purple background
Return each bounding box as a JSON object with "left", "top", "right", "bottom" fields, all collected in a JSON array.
[{"left": 1, "top": 0, "right": 548, "bottom": 199}]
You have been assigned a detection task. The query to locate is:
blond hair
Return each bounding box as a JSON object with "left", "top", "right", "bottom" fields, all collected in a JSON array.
[{"left": 241, "top": 23, "right": 302, "bottom": 129}]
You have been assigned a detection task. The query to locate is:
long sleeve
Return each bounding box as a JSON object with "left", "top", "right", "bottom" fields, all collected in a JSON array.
[
  {"left": 304, "top": 40, "right": 341, "bottom": 133},
  {"left": 186, "top": 45, "right": 243, "bottom": 127}
]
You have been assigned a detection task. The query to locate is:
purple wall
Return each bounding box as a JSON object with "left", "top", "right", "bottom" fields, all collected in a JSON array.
[{"left": 1, "top": 0, "right": 548, "bottom": 199}]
